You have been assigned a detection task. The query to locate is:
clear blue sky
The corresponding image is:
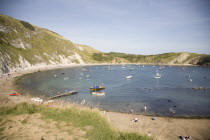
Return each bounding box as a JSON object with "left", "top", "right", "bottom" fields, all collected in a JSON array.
[{"left": 0, "top": 0, "right": 209, "bottom": 55}]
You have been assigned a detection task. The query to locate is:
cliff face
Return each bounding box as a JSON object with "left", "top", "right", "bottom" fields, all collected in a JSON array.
[{"left": 0, "top": 14, "right": 99, "bottom": 74}]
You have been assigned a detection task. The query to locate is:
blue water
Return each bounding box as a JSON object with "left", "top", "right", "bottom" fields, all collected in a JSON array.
[{"left": 17, "top": 65, "right": 210, "bottom": 117}]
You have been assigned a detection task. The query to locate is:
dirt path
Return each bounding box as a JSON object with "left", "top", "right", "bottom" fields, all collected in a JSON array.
[
  {"left": 0, "top": 113, "right": 87, "bottom": 140},
  {"left": 102, "top": 111, "right": 210, "bottom": 140}
]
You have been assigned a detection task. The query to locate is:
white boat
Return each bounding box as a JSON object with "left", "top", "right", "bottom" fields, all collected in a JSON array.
[
  {"left": 92, "top": 91, "right": 106, "bottom": 96},
  {"left": 126, "top": 75, "right": 132, "bottom": 79},
  {"left": 154, "top": 70, "right": 161, "bottom": 79},
  {"left": 64, "top": 77, "right": 69, "bottom": 80},
  {"left": 129, "top": 68, "right": 134, "bottom": 71},
  {"left": 31, "top": 97, "right": 43, "bottom": 103}
]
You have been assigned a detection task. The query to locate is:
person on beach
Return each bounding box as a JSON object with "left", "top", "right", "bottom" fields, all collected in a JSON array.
[
  {"left": 152, "top": 116, "right": 156, "bottom": 120},
  {"left": 131, "top": 117, "right": 139, "bottom": 122},
  {"left": 179, "top": 136, "right": 192, "bottom": 140},
  {"left": 172, "top": 109, "right": 176, "bottom": 116},
  {"left": 81, "top": 99, "right": 86, "bottom": 105},
  {"left": 130, "top": 109, "right": 134, "bottom": 114},
  {"left": 169, "top": 107, "right": 176, "bottom": 116},
  {"left": 144, "top": 106, "right": 147, "bottom": 112}
]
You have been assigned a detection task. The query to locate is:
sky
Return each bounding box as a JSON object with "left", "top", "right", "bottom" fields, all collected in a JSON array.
[{"left": 0, "top": 0, "right": 209, "bottom": 55}]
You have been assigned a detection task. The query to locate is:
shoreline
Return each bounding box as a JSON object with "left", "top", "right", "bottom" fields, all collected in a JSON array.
[
  {"left": 1, "top": 63, "right": 209, "bottom": 117},
  {"left": 10, "top": 63, "right": 210, "bottom": 119},
  {"left": 1, "top": 63, "right": 210, "bottom": 140}
]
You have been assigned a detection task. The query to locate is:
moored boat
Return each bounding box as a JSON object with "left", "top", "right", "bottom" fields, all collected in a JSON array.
[
  {"left": 92, "top": 91, "right": 106, "bottom": 96},
  {"left": 126, "top": 75, "right": 132, "bottom": 79},
  {"left": 154, "top": 70, "right": 161, "bottom": 79},
  {"left": 90, "top": 85, "right": 105, "bottom": 91}
]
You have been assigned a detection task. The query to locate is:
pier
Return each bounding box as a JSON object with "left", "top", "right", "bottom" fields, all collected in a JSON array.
[{"left": 46, "top": 90, "right": 78, "bottom": 100}]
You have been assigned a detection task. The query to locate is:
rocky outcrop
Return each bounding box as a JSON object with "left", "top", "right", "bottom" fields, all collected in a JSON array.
[
  {"left": 10, "top": 39, "right": 32, "bottom": 49},
  {"left": 168, "top": 53, "right": 190, "bottom": 65},
  {"left": 0, "top": 24, "right": 11, "bottom": 33},
  {"left": 184, "top": 56, "right": 202, "bottom": 65}
]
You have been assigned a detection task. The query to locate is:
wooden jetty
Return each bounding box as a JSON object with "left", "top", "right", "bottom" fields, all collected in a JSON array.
[
  {"left": 192, "top": 87, "right": 208, "bottom": 90},
  {"left": 46, "top": 90, "right": 78, "bottom": 100}
]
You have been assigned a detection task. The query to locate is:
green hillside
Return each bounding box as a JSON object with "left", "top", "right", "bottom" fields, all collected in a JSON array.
[
  {"left": 0, "top": 14, "right": 99, "bottom": 73},
  {"left": 92, "top": 52, "right": 210, "bottom": 65}
]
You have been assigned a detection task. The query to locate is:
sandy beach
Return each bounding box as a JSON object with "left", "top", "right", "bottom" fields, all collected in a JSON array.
[{"left": 1, "top": 64, "right": 210, "bottom": 140}]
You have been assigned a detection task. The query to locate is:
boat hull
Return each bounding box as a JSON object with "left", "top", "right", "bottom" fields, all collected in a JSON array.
[
  {"left": 90, "top": 85, "right": 105, "bottom": 91},
  {"left": 92, "top": 92, "right": 105, "bottom": 96},
  {"left": 90, "top": 88, "right": 105, "bottom": 91}
]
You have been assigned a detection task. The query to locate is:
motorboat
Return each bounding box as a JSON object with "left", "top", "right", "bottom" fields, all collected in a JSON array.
[
  {"left": 90, "top": 85, "right": 105, "bottom": 91},
  {"left": 126, "top": 75, "right": 132, "bottom": 79},
  {"left": 64, "top": 77, "right": 69, "bottom": 80},
  {"left": 92, "top": 91, "right": 106, "bottom": 96},
  {"left": 154, "top": 70, "right": 161, "bottom": 79}
]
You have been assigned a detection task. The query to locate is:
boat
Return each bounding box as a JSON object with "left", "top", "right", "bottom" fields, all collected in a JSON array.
[
  {"left": 64, "top": 77, "right": 69, "bottom": 80},
  {"left": 9, "top": 93, "right": 21, "bottom": 96},
  {"left": 105, "top": 67, "right": 112, "bottom": 70},
  {"left": 126, "top": 75, "right": 132, "bottom": 79},
  {"left": 83, "top": 69, "right": 91, "bottom": 72},
  {"left": 154, "top": 70, "right": 161, "bottom": 79},
  {"left": 90, "top": 85, "right": 105, "bottom": 91},
  {"left": 92, "top": 91, "right": 106, "bottom": 96},
  {"left": 129, "top": 68, "right": 133, "bottom": 71}
]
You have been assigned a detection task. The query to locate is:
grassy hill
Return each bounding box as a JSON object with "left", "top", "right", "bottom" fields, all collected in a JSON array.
[
  {"left": 92, "top": 52, "right": 210, "bottom": 66},
  {"left": 0, "top": 101, "right": 153, "bottom": 140},
  {"left": 0, "top": 14, "right": 99, "bottom": 73},
  {"left": 0, "top": 14, "right": 209, "bottom": 74}
]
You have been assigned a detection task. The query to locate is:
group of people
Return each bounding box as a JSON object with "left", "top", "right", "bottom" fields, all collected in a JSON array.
[
  {"left": 169, "top": 107, "right": 176, "bottom": 116},
  {"left": 179, "top": 136, "right": 192, "bottom": 140},
  {"left": 131, "top": 117, "right": 139, "bottom": 122},
  {"left": 130, "top": 105, "right": 147, "bottom": 114}
]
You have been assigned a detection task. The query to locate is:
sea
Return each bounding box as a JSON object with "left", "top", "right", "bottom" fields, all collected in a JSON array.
[{"left": 16, "top": 65, "right": 210, "bottom": 117}]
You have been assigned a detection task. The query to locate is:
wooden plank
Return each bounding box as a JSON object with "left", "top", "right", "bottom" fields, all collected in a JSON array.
[{"left": 46, "top": 90, "right": 77, "bottom": 100}]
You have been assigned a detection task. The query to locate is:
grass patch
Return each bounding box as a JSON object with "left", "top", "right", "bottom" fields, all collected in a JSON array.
[
  {"left": 0, "top": 127, "right": 6, "bottom": 138},
  {"left": 46, "top": 131, "right": 52, "bottom": 134},
  {"left": 0, "top": 136, "right": 7, "bottom": 140},
  {"left": 0, "top": 102, "right": 42, "bottom": 115},
  {"left": 66, "top": 129, "right": 72, "bottom": 135},
  {"left": 0, "top": 102, "right": 153, "bottom": 140},
  {"left": 118, "top": 132, "right": 153, "bottom": 140},
  {"left": 19, "top": 20, "right": 35, "bottom": 31},
  {"left": 21, "top": 117, "right": 28, "bottom": 124},
  {"left": 0, "top": 127, "right": 6, "bottom": 132}
]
